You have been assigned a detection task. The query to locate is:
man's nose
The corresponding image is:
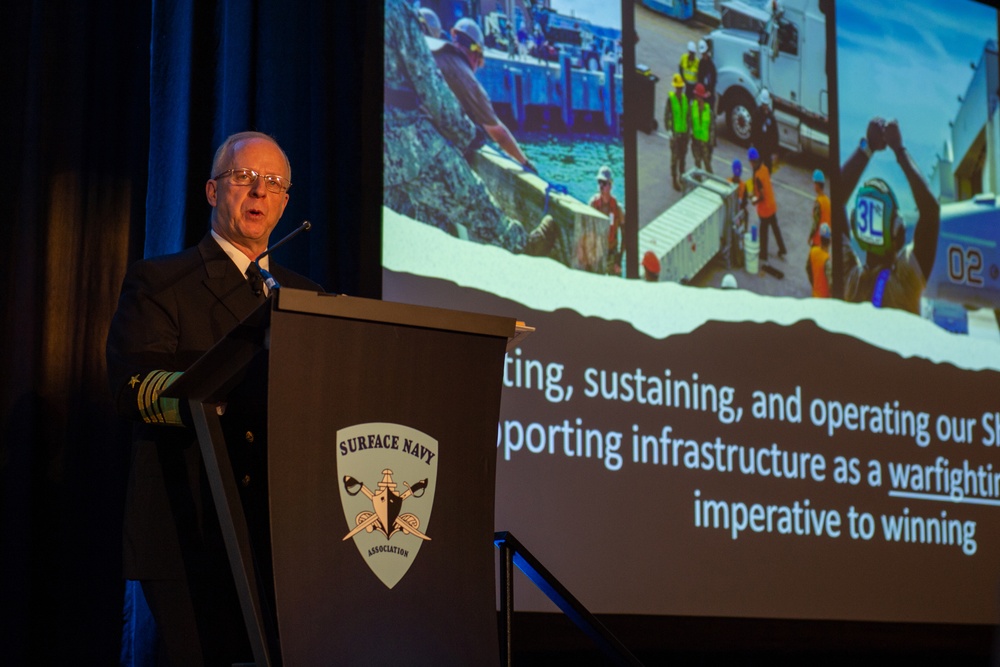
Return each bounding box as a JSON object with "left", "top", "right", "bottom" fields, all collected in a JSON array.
[{"left": 249, "top": 177, "right": 268, "bottom": 197}]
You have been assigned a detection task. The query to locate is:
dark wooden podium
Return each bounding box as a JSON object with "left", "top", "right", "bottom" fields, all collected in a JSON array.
[{"left": 164, "top": 289, "right": 514, "bottom": 666}]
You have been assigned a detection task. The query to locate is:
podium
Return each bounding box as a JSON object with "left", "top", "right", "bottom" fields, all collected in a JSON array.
[{"left": 164, "top": 289, "right": 515, "bottom": 666}]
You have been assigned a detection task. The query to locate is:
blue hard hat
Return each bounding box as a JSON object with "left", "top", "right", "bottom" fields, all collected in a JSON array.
[
  {"left": 748, "top": 147, "right": 760, "bottom": 162},
  {"left": 813, "top": 169, "right": 825, "bottom": 184},
  {"left": 731, "top": 159, "right": 742, "bottom": 177}
]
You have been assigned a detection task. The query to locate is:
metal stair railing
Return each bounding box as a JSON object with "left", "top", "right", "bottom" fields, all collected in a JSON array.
[{"left": 494, "top": 531, "right": 644, "bottom": 666}]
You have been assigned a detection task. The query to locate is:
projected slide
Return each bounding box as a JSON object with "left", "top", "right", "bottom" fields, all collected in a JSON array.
[{"left": 383, "top": 0, "right": 1000, "bottom": 624}]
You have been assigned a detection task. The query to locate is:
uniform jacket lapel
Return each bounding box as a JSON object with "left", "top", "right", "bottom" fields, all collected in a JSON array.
[{"left": 196, "top": 233, "right": 263, "bottom": 323}]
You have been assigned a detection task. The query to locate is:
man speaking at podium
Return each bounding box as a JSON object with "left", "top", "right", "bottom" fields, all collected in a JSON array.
[{"left": 107, "top": 131, "right": 321, "bottom": 665}]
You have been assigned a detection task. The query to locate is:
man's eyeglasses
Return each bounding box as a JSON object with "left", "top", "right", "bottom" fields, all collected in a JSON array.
[
  {"left": 598, "top": 180, "right": 611, "bottom": 188},
  {"left": 212, "top": 168, "right": 291, "bottom": 194}
]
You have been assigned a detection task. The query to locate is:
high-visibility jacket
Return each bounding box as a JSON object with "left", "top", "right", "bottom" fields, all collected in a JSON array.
[
  {"left": 811, "top": 193, "right": 831, "bottom": 245},
  {"left": 680, "top": 53, "right": 699, "bottom": 86},
  {"left": 810, "top": 244, "right": 831, "bottom": 297},
  {"left": 690, "top": 100, "right": 712, "bottom": 142},
  {"left": 666, "top": 92, "right": 689, "bottom": 133},
  {"left": 753, "top": 163, "right": 777, "bottom": 218}
]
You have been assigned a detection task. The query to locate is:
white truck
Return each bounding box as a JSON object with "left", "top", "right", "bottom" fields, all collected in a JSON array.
[{"left": 710, "top": 0, "right": 829, "bottom": 158}]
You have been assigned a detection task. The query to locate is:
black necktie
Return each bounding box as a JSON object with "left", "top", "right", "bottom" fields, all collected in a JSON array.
[{"left": 246, "top": 263, "right": 265, "bottom": 300}]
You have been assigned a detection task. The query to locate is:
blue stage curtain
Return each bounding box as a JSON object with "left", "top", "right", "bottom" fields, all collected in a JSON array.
[
  {"left": 1, "top": 0, "right": 380, "bottom": 664},
  {"left": 145, "top": 0, "right": 382, "bottom": 292},
  {"left": 127, "top": 0, "right": 382, "bottom": 662}
]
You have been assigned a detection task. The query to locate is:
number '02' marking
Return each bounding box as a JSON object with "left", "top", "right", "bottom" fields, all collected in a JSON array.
[{"left": 947, "top": 244, "right": 984, "bottom": 287}]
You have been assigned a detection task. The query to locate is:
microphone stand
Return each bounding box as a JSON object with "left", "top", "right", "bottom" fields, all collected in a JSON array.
[{"left": 253, "top": 221, "right": 311, "bottom": 293}]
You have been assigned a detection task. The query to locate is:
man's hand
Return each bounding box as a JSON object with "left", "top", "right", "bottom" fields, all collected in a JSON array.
[
  {"left": 884, "top": 119, "right": 903, "bottom": 153},
  {"left": 463, "top": 126, "right": 488, "bottom": 161},
  {"left": 866, "top": 117, "right": 887, "bottom": 152}
]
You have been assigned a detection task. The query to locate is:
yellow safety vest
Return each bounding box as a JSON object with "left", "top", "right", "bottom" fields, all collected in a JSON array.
[
  {"left": 680, "top": 53, "right": 699, "bottom": 85},
  {"left": 691, "top": 100, "right": 712, "bottom": 142},
  {"left": 669, "top": 92, "right": 689, "bottom": 133}
]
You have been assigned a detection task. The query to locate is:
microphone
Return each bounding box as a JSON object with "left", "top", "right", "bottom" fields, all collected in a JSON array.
[{"left": 253, "top": 221, "right": 311, "bottom": 293}]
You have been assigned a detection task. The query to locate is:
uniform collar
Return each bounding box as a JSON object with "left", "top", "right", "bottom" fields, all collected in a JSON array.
[{"left": 210, "top": 230, "right": 271, "bottom": 274}]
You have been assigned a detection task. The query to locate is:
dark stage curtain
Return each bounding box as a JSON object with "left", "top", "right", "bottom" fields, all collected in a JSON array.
[{"left": 1, "top": 1, "right": 381, "bottom": 664}]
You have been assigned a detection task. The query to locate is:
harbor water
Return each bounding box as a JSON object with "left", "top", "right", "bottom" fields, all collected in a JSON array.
[{"left": 516, "top": 132, "right": 625, "bottom": 207}]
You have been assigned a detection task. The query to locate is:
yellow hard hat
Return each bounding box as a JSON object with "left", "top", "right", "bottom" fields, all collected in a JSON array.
[{"left": 672, "top": 73, "right": 684, "bottom": 88}]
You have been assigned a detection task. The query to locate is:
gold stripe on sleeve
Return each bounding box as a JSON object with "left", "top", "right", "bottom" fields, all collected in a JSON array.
[{"left": 137, "top": 371, "right": 185, "bottom": 425}]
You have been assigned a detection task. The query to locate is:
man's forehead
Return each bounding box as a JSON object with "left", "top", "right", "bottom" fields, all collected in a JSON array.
[
  {"left": 223, "top": 138, "right": 289, "bottom": 179},
  {"left": 231, "top": 138, "right": 282, "bottom": 161}
]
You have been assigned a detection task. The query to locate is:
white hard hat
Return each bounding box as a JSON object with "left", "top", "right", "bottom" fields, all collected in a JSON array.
[
  {"left": 758, "top": 88, "right": 772, "bottom": 107},
  {"left": 697, "top": 39, "right": 708, "bottom": 55},
  {"left": 687, "top": 40, "right": 696, "bottom": 52},
  {"left": 596, "top": 165, "right": 613, "bottom": 182},
  {"left": 721, "top": 273, "right": 738, "bottom": 289},
  {"left": 418, "top": 8, "right": 442, "bottom": 38},
  {"left": 452, "top": 17, "right": 484, "bottom": 50}
]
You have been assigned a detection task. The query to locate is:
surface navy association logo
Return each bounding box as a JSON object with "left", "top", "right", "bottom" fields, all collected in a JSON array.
[{"left": 337, "top": 422, "right": 438, "bottom": 589}]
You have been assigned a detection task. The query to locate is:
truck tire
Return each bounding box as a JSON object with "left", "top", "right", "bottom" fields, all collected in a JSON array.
[{"left": 725, "top": 89, "right": 756, "bottom": 146}]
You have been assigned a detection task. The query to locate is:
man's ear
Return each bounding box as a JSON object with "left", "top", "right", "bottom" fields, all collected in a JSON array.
[{"left": 206, "top": 179, "right": 217, "bottom": 207}]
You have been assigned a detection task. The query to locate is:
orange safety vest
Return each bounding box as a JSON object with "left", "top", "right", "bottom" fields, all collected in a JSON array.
[
  {"left": 811, "top": 194, "right": 831, "bottom": 245},
  {"left": 810, "top": 245, "right": 831, "bottom": 297},
  {"left": 753, "top": 163, "right": 776, "bottom": 218}
]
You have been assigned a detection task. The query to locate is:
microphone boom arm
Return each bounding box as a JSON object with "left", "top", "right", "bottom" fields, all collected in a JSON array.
[{"left": 253, "top": 220, "right": 312, "bottom": 294}]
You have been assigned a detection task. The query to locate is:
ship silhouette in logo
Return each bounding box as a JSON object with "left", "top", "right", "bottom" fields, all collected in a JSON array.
[{"left": 342, "top": 469, "right": 431, "bottom": 542}]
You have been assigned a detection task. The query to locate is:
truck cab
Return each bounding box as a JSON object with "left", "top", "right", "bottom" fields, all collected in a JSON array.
[{"left": 711, "top": 0, "right": 829, "bottom": 158}]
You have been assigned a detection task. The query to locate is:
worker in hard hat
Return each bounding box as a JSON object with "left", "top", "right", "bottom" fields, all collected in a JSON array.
[
  {"left": 432, "top": 17, "right": 537, "bottom": 174},
  {"left": 384, "top": 0, "right": 552, "bottom": 255},
  {"left": 838, "top": 117, "right": 940, "bottom": 313},
  {"left": 751, "top": 88, "right": 779, "bottom": 172},
  {"left": 695, "top": 38, "right": 717, "bottom": 109},
  {"left": 642, "top": 251, "right": 661, "bottom": 282},
  {"left": 690, "top": 83, "right": 715, "bottom": 174},
  {"left": 807, "top": 222, "right": 832, "bottom": 298},
  {"left": 749, "top": 145, "right": 786, "bottom": 265},
  {"left": 808, "top": 169, "right": 831, "bottom": 247},
  {"left": 729, "top": 158, "right": 749, "bottom": 213},
  {"left": 727, "top": 159, "right": 749, "bottom": 269},
  {"left": 678, "top": 40, "right": 699, "bottom": 98},
  {"left": 589, "top": 165, "right": 625, "bottom": 275},
  {"left": 664, "top": 73, "right": 691, "bottom": 191},
  {"left": 417, "top": 7, "right": 442, "bottom": 38}
]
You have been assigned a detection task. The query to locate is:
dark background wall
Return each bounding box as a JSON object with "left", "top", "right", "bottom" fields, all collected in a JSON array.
[{"left": 1, "top": 2, "right": 380, "bottom": 664}]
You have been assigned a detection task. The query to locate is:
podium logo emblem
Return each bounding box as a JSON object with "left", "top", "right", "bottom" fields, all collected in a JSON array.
[{"left": 336, "top": 422, "right": 438, "bottom": 589}]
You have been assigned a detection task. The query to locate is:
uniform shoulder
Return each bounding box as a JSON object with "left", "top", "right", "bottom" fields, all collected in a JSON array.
[{"left": 123, "top": 244, "right": 205, "bottom": 290}]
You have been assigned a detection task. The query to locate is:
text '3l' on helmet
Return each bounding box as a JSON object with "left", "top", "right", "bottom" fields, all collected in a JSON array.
[{"left": 851, "top": 177, "right": 905, "bottom": 257}]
